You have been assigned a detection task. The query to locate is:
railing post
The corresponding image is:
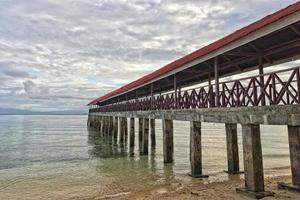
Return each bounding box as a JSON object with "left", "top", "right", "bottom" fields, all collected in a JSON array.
[
  {"left": 253, "top": 79, "right": 258, "bottom": 106},
  {"left": 297, "top": 68, "right": 300, "bottom": 104},
  {"left": 214, "top": 57, "right": 220, "bottom": 107},
  {"left": 174, "top": 74, "right": 177, "bottom": 109},
  {"left": 208, "top": 73, "right": 214, "bottom": 107},
  {"left": 259, "top": 57, "right": 266, "bottom": 106},
  {"left": 222, "top": 83, "right": 225, "bottom": 107},
  {"left": 272, "top": 74, "right": 276, "bottom": 105},
  {"left": 236, "top": 81, "right": 240, "bottom": 107},
  {"left": 151, "top": 84, "right": 154, "bottom": 110}
]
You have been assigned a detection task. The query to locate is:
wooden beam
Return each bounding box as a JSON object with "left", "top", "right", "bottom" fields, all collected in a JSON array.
[
  {"left": 258, "top": 57, "right": 266, "bottom": 106},
  {"left": 224, "top": 51, "right": 257, "bottom": 57},
  {"left": 214, "top": 57, "right": 220, "bottom": 107},
  {"left": 249, "top": 43, "right": 272, "bottom": 63},
  {"left": 222, "top": 55, "right": 243, "bottom": 71},
  {"left": 174, "top": 74, "right": 178, "bottom": 109},
  {"left": 290, "top": 25, "right": 300, "bottom": 36}
]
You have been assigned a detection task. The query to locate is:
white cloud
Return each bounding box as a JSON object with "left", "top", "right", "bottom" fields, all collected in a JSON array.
[{"left": 0, "top": 0, "right": 298, "bottom": 111}]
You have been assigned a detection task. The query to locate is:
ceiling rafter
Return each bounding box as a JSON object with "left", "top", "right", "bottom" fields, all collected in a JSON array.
[
  {"left": 223, "top": 51, "right": 257, "bottom": 57},
  {"left": 290, "top": 25, "right": 300, "bottom": 36},
  {"left": 248, "top": 43, "right": 272, "bottom": 63},
  {"left": 222, "top": 55, "right": 243, "bottom": 71}
]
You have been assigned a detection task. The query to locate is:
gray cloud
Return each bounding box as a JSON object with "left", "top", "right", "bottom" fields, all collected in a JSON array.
[{"left": 0, "top": 0, "right": 298, "bottom": 111}]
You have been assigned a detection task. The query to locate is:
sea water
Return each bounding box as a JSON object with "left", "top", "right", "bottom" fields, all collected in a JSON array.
[{"left": 0, "top": 115, "right": 291, "bottom": 199}]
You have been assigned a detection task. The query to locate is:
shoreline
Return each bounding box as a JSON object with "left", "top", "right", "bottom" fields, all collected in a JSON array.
[{"left": 95, "top": 175, "right": 300, "bottom": 200}]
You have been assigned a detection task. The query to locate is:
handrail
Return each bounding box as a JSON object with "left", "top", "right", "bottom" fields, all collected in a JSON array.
[{"left": 90, "top": 66, "right": 300, "bottom": 112}]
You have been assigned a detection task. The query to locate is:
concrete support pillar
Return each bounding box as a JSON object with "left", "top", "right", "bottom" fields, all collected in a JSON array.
[
  {"left": 103, "top": 116, "right": 107, "bottom": 138},
  {"left": 129, "top": 118, "right": 135, "bottom": 148},
  {"left": 109, "top": 116, "right": 114, "bottom": 136},
  {"left": 119, "top": 117, "right": 126, "bottom": 144},
  {"left": 89, "top": 115, "right": 92, "bottom": 127},
  {"left": 190, "top": 121, "right": 208, "bottom": 178},
  {"left": 95, "top": 116, "right": 98, "bottom": 130},
  {"left": 95, "top": 116, "right": 98, "bottom": 129},
  {"left": 87, "top": 115, "right": 90, "bottom": 127},
  {"left": 163, "top": 119, "right": 174, "bottom": 163},
  {"left": 138, "top": 118, "right": 143, "bottom": 152},
  {"left": 100, "top": 116, "right": 105, "bottom": 136},
  {"left": 279, "top": 126, "right": 300, "bottom": 192},
  {"left": 105, "top": 116, "right": 109, "bottom": 135},
  {"left": 225, "top": 123, "right": 240, "bottom": 174},
  {"left": 102, "top": 116, "right": 106, "bottom": 134},
  {"left": 237, "top": 124, "right": 273, "bottom": 198},
  {"left": 114, "top": 116, "right": 118, "bottom": 141},
  {"left": 124, "top": 118, "right": 128, "bottom": 144},
  {"left": 97, "top": 116, "right": 102, "bottom": 132},
  {"left": 142, "top": 118, "right": 149, "bottom": 155},
  {"left": 150, "top": 119, "right": 156, "bottom": 147},
  {"left": 96, "top": 116, "right": 98, "bottom": 129}
]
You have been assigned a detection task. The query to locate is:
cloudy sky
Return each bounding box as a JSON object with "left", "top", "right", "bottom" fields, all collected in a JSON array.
[{"left": 0, "top": 0, "right": 298, "bottom": 112}]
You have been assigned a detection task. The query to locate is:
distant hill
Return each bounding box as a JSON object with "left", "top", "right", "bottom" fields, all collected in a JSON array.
[{"left": 0, "top": 108, "right": 87, "bottom": 115}]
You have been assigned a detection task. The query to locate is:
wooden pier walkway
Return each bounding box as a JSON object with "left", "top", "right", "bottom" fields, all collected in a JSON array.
[{"left": 87, "top": 2, "right": 300, "bottom": 199}]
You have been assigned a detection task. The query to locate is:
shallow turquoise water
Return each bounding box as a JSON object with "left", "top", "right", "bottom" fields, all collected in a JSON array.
[{"left": 0, "top": 115, "right": 291, "bottom": 199}]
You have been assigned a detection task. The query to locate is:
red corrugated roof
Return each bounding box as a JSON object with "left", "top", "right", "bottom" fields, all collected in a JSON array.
[{"left": 89, "top": 2, "right": 300, "bottom": 105}]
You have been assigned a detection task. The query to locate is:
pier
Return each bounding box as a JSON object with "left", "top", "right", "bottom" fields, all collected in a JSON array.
[{"left": 87, "top": 2, "right": 300, "bottom": 199}]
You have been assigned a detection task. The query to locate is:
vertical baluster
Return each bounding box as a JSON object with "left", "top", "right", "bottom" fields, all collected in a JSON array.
[
  {"left": 272, "top": 74, "right": 276, "bottom": 105},
  {"left": 222, "top": 83, "right": 225, "bottom": 107},
  {"left": 253, "top": 79, "right": 258, "bottom": 106},
  {"left": 237, "top": 81, "right": 240, "bottom": 107},
  {"left": 286, "top": 83, "right": 290, "bottom": 105},
  {"left": 297, "top": 68, "right": 300, "bottom": 104}
]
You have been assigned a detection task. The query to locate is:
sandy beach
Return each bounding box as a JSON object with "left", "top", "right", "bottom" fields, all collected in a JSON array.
[{"left": 95, "top": 175, "right": 299, "bottom": 200}]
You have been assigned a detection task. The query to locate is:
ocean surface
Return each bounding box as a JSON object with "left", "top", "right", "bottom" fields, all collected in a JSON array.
[{"left": 0, "top": 115, "right": 291, "bottom": 200}]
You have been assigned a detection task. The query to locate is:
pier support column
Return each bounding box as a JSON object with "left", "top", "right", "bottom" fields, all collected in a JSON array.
[
  {"left": 124, "top": 118, "right": 128, "bottom": 144},
  {"left": 102, "top": 116, "right": 106, "bottom": 134},
  {"left": 189, "top": 121, "right": 208, "bottom": 178},
  {"left": 150, "top": 119, "right": 156, "bottom": 147},
  {"left": 142, "top": 118, "right": 149, "bottom": 155},
  {"left": 114, "top": 117, "right": 118, "bottom": 141},
  {"left": 163, "top": 119, "right": 173, "bottom": 163},
  {"left": 109, "top": 116, "right": 114, "bottom": 138},
  {"left": 236, "top": 124, "right": 273, "bottom": 198},
  {"left": 225, "top": 123, "right": 241, "bottom": 174},
  {"left": 98, "top": 116, "right": 102, "bottom": 131},
  {"left": 98, "top": 116, "right": 102, "bottom": 132},
  {"left": 278, "top": 125, "right": 300, "bottom": 192},
  {"left": 129, "top": 118, "right": 135, "bottom": 148},
  {"left": 139, "top": 118, "right": 143, "bottom": 153},
  {"left": 87, "top": 115, "right": 90, "bottom": 127},
  {"left": 119, "top": 117, "right": 126, "bottom": 144},
  {"left": 105, "top": 116, "right": 109, "bottom": 135},
  {"left": 102, "top": 116, "right": 106, "bottom": 138},
  {"left": 101, "top": 116, "right": 105, "bottom": 138},
  {"left": 95, "top": 116, "right": 98, "bottom": 130}
]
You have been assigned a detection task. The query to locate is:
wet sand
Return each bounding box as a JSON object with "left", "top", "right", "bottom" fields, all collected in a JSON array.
[{"left": 95, "top": 175, "right": 300, "bottom": 200}]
